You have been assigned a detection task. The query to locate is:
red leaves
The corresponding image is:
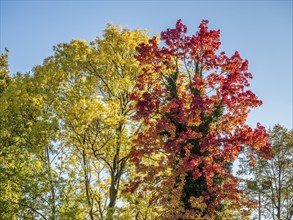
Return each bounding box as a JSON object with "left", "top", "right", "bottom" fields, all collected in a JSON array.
[
  {"left": 128, "top": 19, "right": 272, "bottom": 218},
  {"left": 192, "top": 169, "right": 202, "bottom": 179},
  {"left": 133, "top": 91, "right": 160, "bottom": 119},
  {"left": 161, "top": 19, "right": 187, "bottom": 48},
  {"left": 135, "top": 36, "right": 160, "bottom": 65}
]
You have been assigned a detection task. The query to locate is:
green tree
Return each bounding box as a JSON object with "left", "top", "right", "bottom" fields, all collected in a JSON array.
[
  {"left": 246, "top": 125, "right": 293, "bottom": 220},
  {"left": 0, "top": 49, "right": 10, "bottom": 93},
  {"left": 0, "top": 72, "right": 58, "bottom": 219},
  {"left": 0, "top": 50, "right": 82, "bottom": 220}
]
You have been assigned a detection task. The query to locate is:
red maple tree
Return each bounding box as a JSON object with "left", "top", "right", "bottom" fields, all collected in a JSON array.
[{"left": 129, "top": 20, "right": 272, "bottom": 219}]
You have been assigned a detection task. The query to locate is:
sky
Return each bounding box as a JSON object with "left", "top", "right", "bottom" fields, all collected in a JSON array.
[{"left": 1, "top": 0, "right": 292, "bottom": 130}]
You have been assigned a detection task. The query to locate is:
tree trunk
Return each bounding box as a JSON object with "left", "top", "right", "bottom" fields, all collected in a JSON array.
[
  {"left": 45, "top": 147, "right": 56, "bottom": 220},
  {"left": 82, "top": 150, "right": 94, "bottom": 220},
  {"left": 277, "top": 154, "right": 281, "bottom": 220}
]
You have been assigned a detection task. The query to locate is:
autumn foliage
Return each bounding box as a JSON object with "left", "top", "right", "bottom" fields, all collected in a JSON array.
[
  {"left": 128, "top": 20, "right": 272, "bottom": 219},
  {"left": 0, "top": 20, "right": 274, "bottom": 220}
]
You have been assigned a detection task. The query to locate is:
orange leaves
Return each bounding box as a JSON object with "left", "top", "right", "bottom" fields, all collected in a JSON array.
[
  {"left": 221, "top": 51, "right": 243, "bottom": 72},
  {"left": 156, "top": 118, "right": 177, "bottom": 140},
  {"left": 161, "top": 98, "right": 183, "bottom": 114},
  {"left": 128, "top": 19, "right": 272, "bottom": 218},
  {"left": 248, "top": 153, "right": 257, "bottom": 167},
  {"left": 234, "top": 124, "right": 271, "bottom": 154},
  {"left": 191, "top": 75, "right": 205, "bottom": 92},
  {"left": 192, "top": 170, "right": 202, "bottom": 180},
  {"left": 189, "top": 196, "right": 207, "bottom": 210}
]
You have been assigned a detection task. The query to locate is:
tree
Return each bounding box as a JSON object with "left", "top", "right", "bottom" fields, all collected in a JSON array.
[
  {"left": 1, "top": 20, "right": 275, "bottom": 220},
  {"left": 1, "top": 25, "right": 157, "bottom": 220},
  {"left": 32, "top": 24, "right": 149, "bottom": 219},
  {"left": 0, "top": 52, "right": 65, "bottom": 219},
  {"left": 0, "top": 49, "right": 10, "bottom": 93},
  {"left": 129, "top": 19, "right": 272, "bottom": 219},
  {"left": 241, "top": 125, "right": 293, "bottom": 220}
]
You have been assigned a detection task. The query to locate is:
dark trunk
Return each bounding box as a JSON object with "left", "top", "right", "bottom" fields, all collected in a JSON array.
[{"left": 82, "top": 150, "right": 94, "bottom": 220}]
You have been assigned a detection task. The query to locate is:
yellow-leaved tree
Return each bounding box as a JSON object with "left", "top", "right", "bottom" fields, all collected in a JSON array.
[
  {"left": 0, "top": 50, "right": 66, "bottom": 219},
  {"left": 32, "top": 24, "right": 157, "bottom": 219}
]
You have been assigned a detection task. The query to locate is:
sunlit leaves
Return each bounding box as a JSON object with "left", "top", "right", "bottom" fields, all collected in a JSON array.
[
  {"left": 129, "top": 19, "right": 272, "bottom": 219},
  {"left": 31, "top": 24, "right": 149, "bottom": 219},
  {"left": 0, "top": 20, "right": 274, "bottom": 220}
]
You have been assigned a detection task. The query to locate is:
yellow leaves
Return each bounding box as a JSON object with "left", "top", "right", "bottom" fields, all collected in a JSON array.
[
  {"left": 60, "top": 39, "right": 92, "bottom": 63},
  {"left": 34, "top": 160, "right": 42, "bottom": 171},
  {"left": 0, "top": 49, "right": 10, "bottom": 94},
  {"left": 100, "top": 24, "right": 148, "bottom": 52},
  {"left": 92, "top": 24, "right": 148, "bottom": 97},
  {"left": 71, "top": 40, "right": 92, "bottom": 62},
  {"left": 209, "top": 123, "right": 217, "bottom": 132},
  {"left": 5, "top": 24, "right": 151, "bottom": 219},
  {"left": 31, "top": 95, "right": 44, "bottom": 108},
  {"left": 115, "top": 75, "right": 132, "bottom": 92},
  {"left": 66, "top": 97, "right": 124, "bottom": 134},
  {"left": 186, "top": 114, "right": 202, "bottom": 127},
  {"left": 189, "top": 196, "right": 207, "bottom": 211},
  {"left": 68, "top": 96, "right": 105, "bottom": 123},
  {"left": 59, "top": 202, "right": 86, "bottom": 220},
  {"left": 0, "top": 129, "right": 11, "bottom": 139}
]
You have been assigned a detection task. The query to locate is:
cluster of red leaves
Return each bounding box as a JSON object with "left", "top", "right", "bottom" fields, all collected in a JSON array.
[{"left": 129, "top": 19, "right": 273, "bottom": 218}]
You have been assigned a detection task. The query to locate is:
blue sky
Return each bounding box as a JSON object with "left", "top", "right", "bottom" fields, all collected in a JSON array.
[{"left": 1, "top": 0, "right": 292, "bottom": 129}]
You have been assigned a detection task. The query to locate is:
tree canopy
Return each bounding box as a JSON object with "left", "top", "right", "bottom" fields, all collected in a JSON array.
[
  {"left": 0, "top": 20, "right": 280, "bottom": 220},
  {"left": 239, "top": 125, "right": 293, "bottom": 220},
  {"left": 128, "top": 19, "right": 272, "bottom": 219}
]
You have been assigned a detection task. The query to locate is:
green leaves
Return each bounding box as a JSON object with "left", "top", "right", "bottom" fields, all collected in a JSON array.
[
  {"left": 0, "top": 71, "right": 57, "bottom": 219},
  {"left": 239, "top": 124, "right": 293, "bottom": 220},
  {"left": 0, "top": 49, "right": 10, "bottom": 94}
]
